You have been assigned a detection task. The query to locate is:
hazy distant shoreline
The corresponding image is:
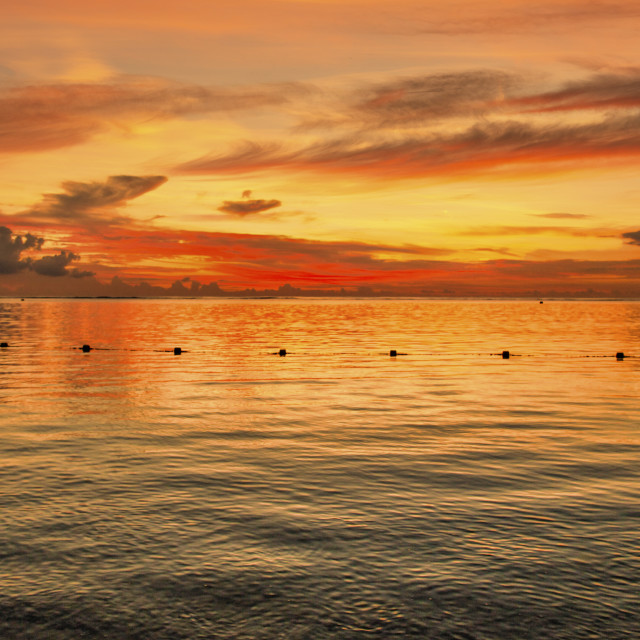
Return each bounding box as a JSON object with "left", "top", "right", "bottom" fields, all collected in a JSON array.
[{"left": 2, "top": 295, "right": 639, "bottom": 302}]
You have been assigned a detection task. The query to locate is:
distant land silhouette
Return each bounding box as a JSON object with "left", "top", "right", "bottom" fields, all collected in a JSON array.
[{"left": 0, "top": 274, "right": 629, "bottom": 299}]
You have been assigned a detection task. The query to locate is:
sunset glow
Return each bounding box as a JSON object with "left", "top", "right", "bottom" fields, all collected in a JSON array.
[{"left": 2, "top": 0, "right": 640, "bottom": 296}]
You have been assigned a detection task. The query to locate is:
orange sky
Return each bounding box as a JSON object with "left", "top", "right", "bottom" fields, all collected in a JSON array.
[{"left": 1, "top": 0, "right": 640, "bottom": 296}]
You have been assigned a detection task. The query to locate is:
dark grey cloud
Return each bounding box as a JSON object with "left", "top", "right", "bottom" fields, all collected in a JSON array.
[
  {"left": 0, "top": 226, "right": 94, "bottom": 277},
  {"left": 622, "top": 230, "right": 640, "bottom": 245},
  {"left": 29, "top": 175, "right": 168, "bottom": 223},
  {"left": 218, "top": 197, "right": 282, "bottom": 217},
  {"left": 0, "top": 226, "right": 44, "bottom": 273},
  {"left": 70, "top": 267, "right": 96, "bottom": 278},
  {"left": 31, "top": 251, "right": 80, "bottom": 277}
]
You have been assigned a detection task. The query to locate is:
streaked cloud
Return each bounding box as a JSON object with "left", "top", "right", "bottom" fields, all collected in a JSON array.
[
  {"left": 405, "top": 1, "right": 640, "bottom": 36},
  {"left": 506, "top": 69, "right": 640, "bottom": 113},
  {"left": 4, "top": 212, "right": 640, "bottom": 294},
  {"left": 299, "top": 70, "right": 522, "bottom": 130},
  {"left": 533, "top": 213, "right": 591, "bottom": 220},
  {"left": 0, "top": 78, "right": 307, "bottom": 153},
  {"left": 176, "top": 113, "right": 640, "bottom": 181},
  {"left": 28, "top": 175, "right": 168, "bottom": 223},
  {"left": 462, "top": 226, "right": 618, "bottom": 238},
  {"left": 473, "top": 247, "right": 518, "bottom": 257}
]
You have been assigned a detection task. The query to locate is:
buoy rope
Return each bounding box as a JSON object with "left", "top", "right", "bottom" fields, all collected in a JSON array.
[{"left": 0, "top": 344, "right": 634, "bottom": 359}]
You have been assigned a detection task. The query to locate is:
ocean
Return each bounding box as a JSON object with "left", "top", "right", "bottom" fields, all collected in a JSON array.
[{"left": 0, "top": 298, "right": 639, "bottom": 639}]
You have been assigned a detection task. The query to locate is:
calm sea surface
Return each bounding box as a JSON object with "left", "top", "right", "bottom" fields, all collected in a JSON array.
[{"left": 0, "top": 299, "right": 639, "bottom": 639}]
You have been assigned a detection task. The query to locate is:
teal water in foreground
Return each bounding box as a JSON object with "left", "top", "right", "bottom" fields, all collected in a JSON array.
[{"left": 1, "top": 299, "right": 639, "bottom": 639}]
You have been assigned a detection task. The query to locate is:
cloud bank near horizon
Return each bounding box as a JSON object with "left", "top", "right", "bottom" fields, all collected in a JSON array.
[{"left": 0, "top": 226, "right": 93, "bottom": 277}]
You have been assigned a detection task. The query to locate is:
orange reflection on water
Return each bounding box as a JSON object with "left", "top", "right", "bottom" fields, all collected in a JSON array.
[{"left": 1, "top": 299, "right": 640, "bottom": 436}]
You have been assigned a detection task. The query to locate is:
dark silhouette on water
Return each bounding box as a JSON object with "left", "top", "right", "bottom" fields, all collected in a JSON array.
[
  {"left": 0, "top": 342, "right": 8, "bottom": 348},
  {"left": 502, "top": 350, "right": 510, "bottom": 359},
  {"left": 616, "top": 352, "right": 625, "bottom": 360},
  {"left": 174, "top": 347, "right": 182, "bottom": 355},
  {"left": 81, "top": 344, "right": 91, "bottom": 352}
]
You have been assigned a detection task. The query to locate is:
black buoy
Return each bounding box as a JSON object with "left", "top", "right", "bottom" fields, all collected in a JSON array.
[
  {"left": 616, "top": 352, "right": 625, "bottom": 360},
  {"left": 0, "top": 342, "right": 8, "bottom": 348},
  {"left": 390, "top": 350, "right": 397, "bottom": 357},
  {"left": 279, "top": 349, "right": 287, "bottom": 357},
  {"left": 502, "top": 350, "right": 510, "bottom": 359},
  {"left": 540, "top": 301, "right": 543, "bottom": 304},
  {"left": 174, "top": 347, "right": 182, "bottom": 355},
  {"left": 82, "top": 344, "right": 91, "bottom": 352}
]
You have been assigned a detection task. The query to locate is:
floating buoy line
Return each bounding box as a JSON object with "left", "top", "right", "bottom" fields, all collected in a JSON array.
[{"left": 0, "top": 342, "right": 634, "bottom": 360}]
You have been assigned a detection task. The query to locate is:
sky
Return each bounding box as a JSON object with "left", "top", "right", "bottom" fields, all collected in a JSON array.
[{"left": 1, "top": 0, "right": 640, "bottom": 296}]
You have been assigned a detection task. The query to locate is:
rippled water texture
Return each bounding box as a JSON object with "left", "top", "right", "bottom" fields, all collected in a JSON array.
[{"left": 1, "top": 299, "right": 639, "bottom": 639}]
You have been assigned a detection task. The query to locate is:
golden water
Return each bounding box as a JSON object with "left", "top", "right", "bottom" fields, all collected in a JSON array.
[{"left": 1, "top": 299, "right": 639, "bottom": 638}]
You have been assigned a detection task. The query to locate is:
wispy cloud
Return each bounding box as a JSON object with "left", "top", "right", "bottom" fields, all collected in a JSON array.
[
  {"left": 57, "top": 224, "right": 640, "bottom": 291},
  {"left": 0, "top": 78, "right": 308, "bottom": 153},
  {"left": 473, "top": 247, "right": 518, "bottom": 257},
  {"left": 506, "top": 70, "right": 640, "bottom": 113},
  {"left": 462, "top": 225, "right": 618, "bottom": 237},
  {"left": 481, "top": 258, "right": 640, "bottom": 281},
  {"left": 27, "top": 175, "right": 168, "bottom": 224},
  {"left": 171, "top": 67, "right": 640, "bottom": 184},
  {"left": 404, "top": 1, "right": 640, "bottom": 36},
  {"left": 176, "top": 112, "right": 640, "bottom": 181},
  {"left": 298, "top": 70, "right": 522, "bottom": 130},
  {"left": 533, "top": 213, "right": 591, "bottom": 219}
]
